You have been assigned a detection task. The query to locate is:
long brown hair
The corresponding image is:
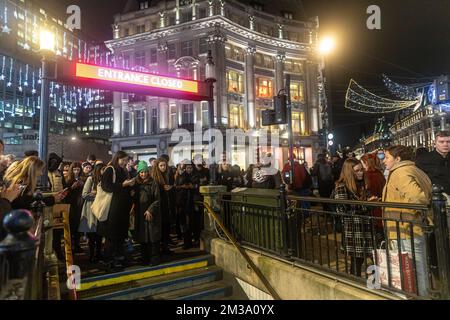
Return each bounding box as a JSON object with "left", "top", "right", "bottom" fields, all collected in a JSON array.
[
  {"left": 110, "top": 151, "right": 129, "bottom": 171},
  {"left": 92, "top": 163, "right": 105, "bottom": 191},
  {"left": 152, "top": 158, "right": 168, "bottom": 186},
  {"left": 66, "top": 162, "right": 82, "bottom": 184},
  {"left": 361, "top": 153, "right": 383, "bottom": 172},
  {"left": 335, "top": 158, "right": 366, "bottom": 198},
  {"left": 3, "top": 156, "right": 45, "bottom": 195}
]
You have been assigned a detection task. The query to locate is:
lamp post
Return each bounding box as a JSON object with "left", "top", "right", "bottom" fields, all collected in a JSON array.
[
  {"left": 39, "top": 29, "right": 56, "bottom": 188},
  {"left": 205, "top": 50, "right": 217, "bottom": 185},
  {"left": 319, "top": 37, "right": 335, "bottom": 153}
]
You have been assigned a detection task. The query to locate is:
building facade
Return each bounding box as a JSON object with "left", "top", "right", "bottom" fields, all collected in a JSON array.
[
  {"left": 0, "top": 0, "right": 113, "bottom": 161},
  {"left": 390, "top": 104, "right": 449, "bottom": 150},
  {"left": 106, "top": 0, "right": 324, "bottom": 168}
]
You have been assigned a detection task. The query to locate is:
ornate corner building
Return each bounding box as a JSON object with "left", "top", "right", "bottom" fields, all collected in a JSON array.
[{"left": 106, "top": 0, "right": 325, "bottom": 167}]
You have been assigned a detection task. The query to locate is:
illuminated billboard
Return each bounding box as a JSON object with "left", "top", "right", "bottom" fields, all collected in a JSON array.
[
  {"left": 56, "top": 60, "right": 210, "bottom": 101},
  {"left": 75, "top": 63, "right": 198, "bottom": 94}
]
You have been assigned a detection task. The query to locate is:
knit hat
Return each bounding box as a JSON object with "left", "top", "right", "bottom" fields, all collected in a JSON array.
[
  {"left": 137, "top": 160, "right": 149, "bottom": 173},
  {"left": 81, "top": 161, "right": 92, "bottom": 168}
]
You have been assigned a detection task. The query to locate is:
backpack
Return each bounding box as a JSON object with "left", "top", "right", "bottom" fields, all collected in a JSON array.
[
  {"left": 282, "top": 162, "right": 312, "bottom": 190},
  {"left": 318, "top": 162, "right": 333, "bottom": 182}
]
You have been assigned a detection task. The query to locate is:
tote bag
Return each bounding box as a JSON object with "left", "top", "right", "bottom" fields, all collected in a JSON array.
[
  {"left": 91, "top": 166, "right": 115, "bottom": 222},
  {"left": 373, "top": 241, "right": 417, "bottom": 294}
]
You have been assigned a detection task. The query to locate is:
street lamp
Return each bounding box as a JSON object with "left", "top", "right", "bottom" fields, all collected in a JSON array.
[
  {"left": 205, "top": 50, "right": 217, "bottom": 185},
  {"left": 39, "top": 28, "right": 56, "bottom": 188},
  {"left": 319, "top": 36, "right": 335, "bottom": 153}
]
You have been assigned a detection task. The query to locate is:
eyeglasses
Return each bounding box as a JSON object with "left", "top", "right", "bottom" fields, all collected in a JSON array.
[{"left": 353, "top": 168, "right": 364, "bottom": 173}]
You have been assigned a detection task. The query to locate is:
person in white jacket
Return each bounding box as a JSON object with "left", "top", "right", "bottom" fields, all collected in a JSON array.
[{"left": 79, "top": 163, "right": 106, "bottom": 263}]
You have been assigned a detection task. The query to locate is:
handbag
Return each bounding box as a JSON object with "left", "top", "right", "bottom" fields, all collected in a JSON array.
[
  {"left": 373, "top": 241, "right": 417, "bottom": 294},
  {"left": 91, "top": 166, "right": 115, "bottom": 222}
]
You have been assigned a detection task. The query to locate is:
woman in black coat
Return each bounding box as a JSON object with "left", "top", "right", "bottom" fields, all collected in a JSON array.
[
  {"left": 152, "top": 157, "right": 173, "bottom": 255},
  {"left": 97, "top": 151, "right": 135, "bottom": 269},
  {"left": 63, "top": 162, "right": 84, "bottom": 253},
  {"left": 133, "top": 161, "right": 161, "bottom": 266}
]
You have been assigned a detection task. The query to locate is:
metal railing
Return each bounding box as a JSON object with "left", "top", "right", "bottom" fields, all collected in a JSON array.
[
  {"left": 218, "top": 185, "right": 450, "bottom": 300},
  {"left": 0, "top": 193, "right": 55, "bottom": 300}
]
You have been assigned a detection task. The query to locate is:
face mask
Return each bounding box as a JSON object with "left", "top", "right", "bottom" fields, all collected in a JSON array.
[{"left": 377, "top": 153, "right": 385, "bottom": 160}]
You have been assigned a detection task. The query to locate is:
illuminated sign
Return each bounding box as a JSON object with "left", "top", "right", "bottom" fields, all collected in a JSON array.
[{"left": 75, "top": 63, "right": 198, "bottom": 94}]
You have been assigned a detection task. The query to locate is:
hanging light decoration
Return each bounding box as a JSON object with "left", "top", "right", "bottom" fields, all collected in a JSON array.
[
  {"left": 345, "top": 79, "right": 420, "bottom": 114},
  {"left": 382, "top": 74, "right": 425, "bottom": 101}
]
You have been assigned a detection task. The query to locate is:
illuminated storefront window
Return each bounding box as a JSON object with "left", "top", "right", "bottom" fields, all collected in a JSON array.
[
  {"left": 292, "top": 111, "right": 305, "bottom": 135},
  {"left": 290, "top": 81, "right": 305, "bottom": 103},
  {"left": 229, "top": 104, "right": 244, "bottom": 128},
  {"left": 227, "top": 70, "right": 244, "bottom": 94},
  {"left": 257, "top": 78, "right": 273, "bottom": 98}
]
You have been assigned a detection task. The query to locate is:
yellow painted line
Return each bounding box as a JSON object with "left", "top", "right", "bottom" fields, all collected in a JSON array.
[{"left": 78, "top": 260, "right": 208, "bottom": 292}]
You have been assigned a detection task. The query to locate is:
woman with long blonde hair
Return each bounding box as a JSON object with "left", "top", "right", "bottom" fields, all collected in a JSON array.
[
  {"left": 333, "top": 158, "right": 374, "bottom": 277},
  {"left": 3, "top": 156, "right": 61, "bottom": 210}
]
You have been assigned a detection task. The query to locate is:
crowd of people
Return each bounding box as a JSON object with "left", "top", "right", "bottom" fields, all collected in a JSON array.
[{"left": 0, "top": 130, "right": 448, "bottom": 294}]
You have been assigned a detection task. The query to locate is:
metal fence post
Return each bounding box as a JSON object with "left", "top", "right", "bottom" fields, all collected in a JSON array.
[
  {"left": 0, "top": 210, "right": 37, "bottom": 300},
  {"left": 431, "top": 185, "right": 450, "bottom": 300},
  {"left": 279, "top": 184, "right": 292, "bottom": 258}
]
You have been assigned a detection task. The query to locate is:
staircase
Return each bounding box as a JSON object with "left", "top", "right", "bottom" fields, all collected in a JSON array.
[{"left": 74, "top": 254, "right": 233, "bottom": 300}]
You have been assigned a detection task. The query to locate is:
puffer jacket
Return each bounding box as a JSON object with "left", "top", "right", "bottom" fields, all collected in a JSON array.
[{"left": 382, "top": 161, "right": 432, "bottom": 239}]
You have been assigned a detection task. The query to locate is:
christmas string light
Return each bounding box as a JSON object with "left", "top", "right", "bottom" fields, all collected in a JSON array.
[
  {"left": 345, "top": 79, "right": 420, "bottom": 114},
  {"left": 382, "top": 74, "right": 423, "bottom": 100},
  {"left": 0, "top": 55, "right": 5, "bottom": 80},
  {"left": 2, "top": 5, "right": 11, "bottom": 34}
]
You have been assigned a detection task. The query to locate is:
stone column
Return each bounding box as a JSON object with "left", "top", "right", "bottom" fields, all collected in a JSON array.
[
  {"left": 275, "top": 51, "right": 285, "bottom": 95},
  {"left": 113, "top": 91, "right": 122, "bottom": 135},
  {"left": 245, "top": 45, "right": 256, "bottom": 129},
  {"left": 200, "top": 185, "right": 227, "bottom": 252},
  {"left": 305, "top": 61, "right": 320, "bottom": 134},
  {"left": 158, "top": 41, "right": 169, "bottom": 132},
  {"left": 207, "top": 24, "right": 227, "bottom": 126}
]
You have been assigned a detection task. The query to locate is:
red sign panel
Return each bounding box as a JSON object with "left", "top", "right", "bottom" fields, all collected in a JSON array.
[{"left": 56, "top": 60, "right": 210, "bottom": 101}]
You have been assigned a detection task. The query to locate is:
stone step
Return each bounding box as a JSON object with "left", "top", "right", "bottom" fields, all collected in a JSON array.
[
  {"left": 76, "top": 254, "right": 215, "bottom": 293},
  {"left": 149, "top": 280, "right": 233, "bottom": 300},
  {"left": 82, "top": 266, "right": 223, "bottom": 300}
]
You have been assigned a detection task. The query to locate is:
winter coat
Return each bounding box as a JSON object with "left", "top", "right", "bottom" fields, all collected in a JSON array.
[
  {"left": 365, "top": 169, "right": 386, "bottom": 228},
  {"left": 79, "top": 176, "right": 98, "bottom": 233},
  {"left": 382, "top": 161, "right": 432, "bottom": 240},
  {"left": 63, "top": 177, "right": 84, "bottom": 232},
  {"left": 48, "top": 170, "right": 64, "bottom": 193},
  {"left": 133, "top": 179, "right": 161, "bottom": 244},
  {"left": 97, "top": 166, "right": 133, "bottom": 240},
  {"left": 0, "top": 198, "right": 12, "bottom": 241},
  {"left": 334, "top": 183, "right": 374, "bottom": 258},
  {"left": 416, "top": 150, "right": 450, "bottom": 194}
]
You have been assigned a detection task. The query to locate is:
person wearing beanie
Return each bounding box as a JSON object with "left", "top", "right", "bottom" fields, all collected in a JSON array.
[
  {"left": 133, "top": 160, "right": 161, "bottom": 266},
  {"left": 81, "top": 162, "right": 93, "bottom": 179},
  {"left": 137, "top": 160, "right": 149, "bottom": 174}
]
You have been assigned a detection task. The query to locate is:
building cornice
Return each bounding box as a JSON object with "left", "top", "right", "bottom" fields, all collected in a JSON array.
[{"left": 105, "top": 16, "right": 314, "bottom": 54}]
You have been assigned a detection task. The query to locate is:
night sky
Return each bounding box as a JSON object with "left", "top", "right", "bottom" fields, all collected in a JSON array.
[{"left": 34, "top": 0, "right": 450, "bottom": 148}]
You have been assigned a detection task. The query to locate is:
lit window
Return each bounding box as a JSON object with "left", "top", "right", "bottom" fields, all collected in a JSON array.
[
  {"left": 257, "top": 78, "right": 273, "bottom": 98},
  {"left": 170, "top": 104, "right": 177, "bottom": 128},
  {"left": 229, "top": 104, "right": 244, "bottom": 128},
  {"left": 292, "top": 111, "right": 305, "bottom": 135},
  {"left": 227, "top": 70, "right": 244, "bottom": 93},
  {"left": 290, "top": 82, "right": 305, "bottom": 102}
]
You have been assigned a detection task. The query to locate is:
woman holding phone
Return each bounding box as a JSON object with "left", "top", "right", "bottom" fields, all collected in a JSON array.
[
  {"left": 97, "top": 151, "right": 135, "bottom": 270},
  {"left": 63, "top": 162, "right": 84, "bottom": 253}
]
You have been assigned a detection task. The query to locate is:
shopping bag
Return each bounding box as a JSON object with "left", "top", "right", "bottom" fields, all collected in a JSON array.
[
  {"left": 91, "top": 166, "right": 115, "bottom": 222},
  {"left": 373, "top": 241, "right": 417, "bottom": 294}
]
